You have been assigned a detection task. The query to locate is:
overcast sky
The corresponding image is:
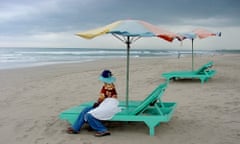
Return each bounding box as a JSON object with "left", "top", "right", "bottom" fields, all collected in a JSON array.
[{"left": 0, "top": 0, "right": 239, "bottom": 50}]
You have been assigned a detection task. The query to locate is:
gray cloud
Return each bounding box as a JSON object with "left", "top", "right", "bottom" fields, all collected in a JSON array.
[{"left": 0, "top": 0, "right": 239, "bottom": 36}]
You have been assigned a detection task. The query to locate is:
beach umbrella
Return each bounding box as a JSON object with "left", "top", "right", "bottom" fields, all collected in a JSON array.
[
  {"left": 76, "top": 19, "right": 179, "bottom": 108},
  {"left": 178, "top": 28, "right": 221, "bottom": 71}
]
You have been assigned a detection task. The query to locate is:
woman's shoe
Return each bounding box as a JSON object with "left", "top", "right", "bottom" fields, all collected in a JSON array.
[
  {"left": 66, "top": 127, "right": 79, "bottom": 134},
  {"left": 95, "top": 131, "right": 111, "bottom": 137}
]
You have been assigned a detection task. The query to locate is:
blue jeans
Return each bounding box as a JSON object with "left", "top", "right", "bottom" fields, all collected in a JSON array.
[{"left": 71, "top": 106, "right": 108, "bottom": 133}]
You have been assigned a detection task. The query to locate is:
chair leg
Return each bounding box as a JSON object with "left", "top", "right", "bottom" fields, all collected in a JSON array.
[
  {"left": 145, "top": 121, "right": 160, "bottom": 136},
  {"left": 200, "top": 78, "right": 205, "bottom": 84},
  {"left": 149, "top": 126, "right": 155, "bottom": 136}
]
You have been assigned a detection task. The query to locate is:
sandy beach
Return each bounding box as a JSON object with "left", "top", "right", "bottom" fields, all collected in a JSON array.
[{"left": 0, "top": 54, "right": 239, "bottom": 144}]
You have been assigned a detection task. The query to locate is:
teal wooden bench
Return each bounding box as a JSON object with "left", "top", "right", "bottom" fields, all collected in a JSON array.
[
  {"left": 162, "top": 61, "right": 217, "bottom": 84},
  {"left": 59, "top": 82, "right": 177, "bottom": 136}
]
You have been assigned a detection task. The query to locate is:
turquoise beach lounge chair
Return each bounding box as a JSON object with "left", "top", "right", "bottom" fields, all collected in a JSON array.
[
  {"left": 162, "top": 61, "right": 217, "bottom": 84},
  {"left": 59, "top": 82, "right": 177, "bottom": 136}
]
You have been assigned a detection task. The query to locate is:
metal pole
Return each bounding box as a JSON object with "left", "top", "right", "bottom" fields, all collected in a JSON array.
[
  {"left": 126, "top": 36, "right": 130, "bottom": 108},
  {"left": 192, "top": 39, "right": 194, "bottom": 71}
]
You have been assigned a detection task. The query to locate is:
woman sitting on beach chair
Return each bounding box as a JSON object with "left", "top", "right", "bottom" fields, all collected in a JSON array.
[{"left": 66, "top": 70, "right": 120, "bottom": 137}]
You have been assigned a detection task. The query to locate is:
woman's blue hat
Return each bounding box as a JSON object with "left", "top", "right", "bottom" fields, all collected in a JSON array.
[{"left": 99, "top": 70, "right": 116, "bottom": 84}]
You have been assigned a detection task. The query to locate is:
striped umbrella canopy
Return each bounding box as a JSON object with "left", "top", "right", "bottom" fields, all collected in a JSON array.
[
  {"left": 76, "top": 19, "right": 179, "bottom": 108},
  {"left": 178, "top": 28, "right": 221, "bottom": 71}
]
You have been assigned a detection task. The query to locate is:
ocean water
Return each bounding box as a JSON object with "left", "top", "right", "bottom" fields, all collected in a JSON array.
[{"left": 0, "top": 47, "right": 236, "bottom": 70}]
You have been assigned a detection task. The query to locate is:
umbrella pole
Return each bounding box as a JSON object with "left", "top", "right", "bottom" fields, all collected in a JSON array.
[
  {"left": 192, "top": 39, "right": 194, "bottom": 71},
  {"left": 126, "top": 36, "right": 130, "bottom": 109}
]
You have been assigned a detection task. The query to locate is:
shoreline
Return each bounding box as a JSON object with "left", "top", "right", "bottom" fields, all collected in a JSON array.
[
  {"left": 0, "top": 54, "right": 239, "bottom": 144},
  {"left": 1, "top": 47, "right": 239, "bottom": 70},
  {"left": 0, "top": 53, "right": 223, "bottom": 71}
]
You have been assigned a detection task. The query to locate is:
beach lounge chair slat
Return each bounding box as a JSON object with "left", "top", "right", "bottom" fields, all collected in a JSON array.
[{"left": 59, "top": 82, "right": 177, "bottom": 136}]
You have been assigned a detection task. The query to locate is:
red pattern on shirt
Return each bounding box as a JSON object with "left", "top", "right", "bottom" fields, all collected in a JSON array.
[{"left": 96, "top": 83, "right": 117, "bottom": 105}]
